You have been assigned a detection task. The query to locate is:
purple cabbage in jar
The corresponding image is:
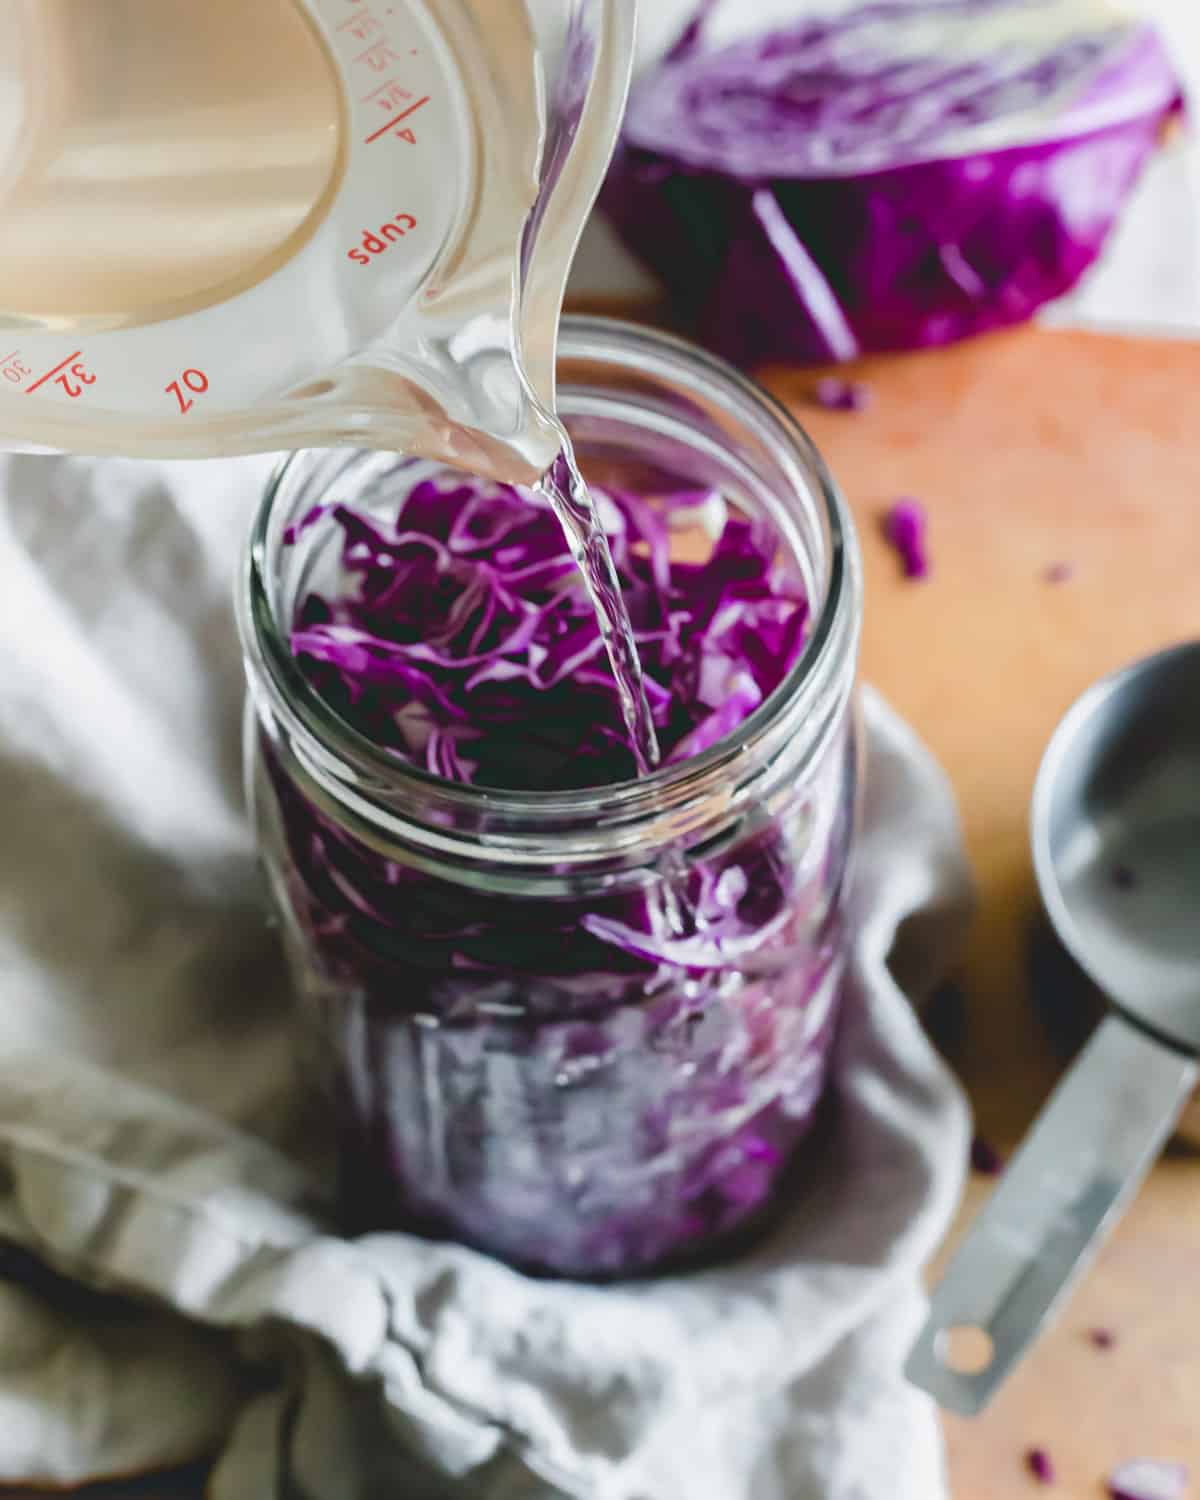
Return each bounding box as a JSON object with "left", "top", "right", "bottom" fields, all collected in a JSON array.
[{"left": 263, "top": 472, "right": 856, "bottom": 1277}]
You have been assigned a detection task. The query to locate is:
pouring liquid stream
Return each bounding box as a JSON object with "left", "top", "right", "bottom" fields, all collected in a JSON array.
[
  {"left": 536, "top": 437, "right": 694, "bottom": 943},
  {"left": 536, "top": 441, "right": 662, "bottom": 779}
]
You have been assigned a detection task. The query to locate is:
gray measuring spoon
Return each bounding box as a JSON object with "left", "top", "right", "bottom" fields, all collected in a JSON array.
[{"left": 907, "top": 639, "right": 1200, "bottom": 1415}]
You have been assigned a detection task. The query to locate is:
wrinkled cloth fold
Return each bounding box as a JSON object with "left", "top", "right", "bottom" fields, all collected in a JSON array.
[{"left": 0, "top": 453, "right": 971, "bottom": 1500}]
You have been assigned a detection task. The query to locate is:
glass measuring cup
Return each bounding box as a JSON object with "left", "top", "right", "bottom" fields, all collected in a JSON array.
[{"left": 0, "top": 0, "right": 635, "bottom": 480}]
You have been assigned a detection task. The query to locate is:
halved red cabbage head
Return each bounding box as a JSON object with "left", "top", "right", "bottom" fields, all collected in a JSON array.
[{"left": 602, "top": 0, "right": 1184, "bottom": 367}]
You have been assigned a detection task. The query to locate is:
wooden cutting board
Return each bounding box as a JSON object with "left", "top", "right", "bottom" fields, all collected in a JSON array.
[
  {"left": 766, "top": 327, "right": 1200, "bottom": 1500},
  {"left": 4, "top": 326, "right": 1199, "bottom": 1500}
]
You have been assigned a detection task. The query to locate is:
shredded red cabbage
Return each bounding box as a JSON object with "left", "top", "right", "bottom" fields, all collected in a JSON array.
[
  {"left": 266, "top": 471, "right": 856, "bottom": 1276},
  {"left": 814, "top": 376, "right": 871, "bottom": 412},
  {"left": 1108, "top": 1460, "right": 1189, "bottom": 1500},
  {"left": 290, "top": 480, "right": 808, "bottom": 790},
  {"left": 884, "top": 499, "right": 930, "bottom": 580},
  {"left": 602, "top": 0, "right": 1183, "bottom": 367},
  {"left": 970, "top": 1134, "right": 1004, "bottom": 1176},
  {"left": 1026, "top": 1448, "right": 1056, "bottom": 1485}
]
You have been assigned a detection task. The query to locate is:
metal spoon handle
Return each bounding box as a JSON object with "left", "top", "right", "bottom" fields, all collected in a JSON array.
[{"left": 907, "top": 1015, "right": 1198, "bottom": 1415}]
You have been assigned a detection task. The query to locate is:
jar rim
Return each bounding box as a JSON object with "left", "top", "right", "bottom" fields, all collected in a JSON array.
[{"left": 240, "top": 316, "right": 861, "bottom": 852}]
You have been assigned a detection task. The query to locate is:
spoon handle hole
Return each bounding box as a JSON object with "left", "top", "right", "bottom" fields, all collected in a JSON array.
[{"left": 907, "top": 1016, "right": 1197, "bottom": 1415}]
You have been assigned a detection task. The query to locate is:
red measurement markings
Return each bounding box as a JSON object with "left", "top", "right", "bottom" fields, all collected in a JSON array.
[
  {"left": 0, "top": 351, "right": 30, "bottom": 386},
  {"left": 365, "top": 94, "right": 429, "bottom": 144},
  {"left": 26, "top": 351, "right": 95, "bottom": 398},
  {"left": 362, "top": 78, "right": 412, "bottom": 107},
  {"left": 339, "top": 9, "right": 383, "bottom": 42},
  {"left": 25, "top": 350, "right": 79, "bottom": 394},
  {"left": 56, "top": 360, "right": 96, "bottom": 398},
  {"left": 166, "top": 368, "right": 209, "bottom": 414},
  {"left": 355, "top": 40, "right": 401, "bottom": 72}
]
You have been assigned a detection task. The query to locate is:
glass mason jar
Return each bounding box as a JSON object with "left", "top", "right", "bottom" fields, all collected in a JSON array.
[{"left": 237, "top": 318, "right": 863, "bottom": 1279}]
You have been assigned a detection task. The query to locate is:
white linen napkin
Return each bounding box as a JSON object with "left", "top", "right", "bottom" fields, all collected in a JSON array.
[{"left": 0, "top": 452, "right": 971, "bottom": 1500}]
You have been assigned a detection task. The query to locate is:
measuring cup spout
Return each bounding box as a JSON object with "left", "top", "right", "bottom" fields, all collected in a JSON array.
[
  {"left": 515, "top": 1, "right": 638, "bottom": 419},
  {"left": 0, "top": 1, "right": 638, "bottom": 479}
]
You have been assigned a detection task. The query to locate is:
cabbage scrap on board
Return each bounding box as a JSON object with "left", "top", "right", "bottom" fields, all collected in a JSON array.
[{"left": 602, "top": 0, "right": 1184, "bottom": 367}]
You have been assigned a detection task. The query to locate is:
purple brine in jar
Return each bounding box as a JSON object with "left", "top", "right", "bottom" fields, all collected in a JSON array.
[{"left": 237, "top": 318, "right": 863, "bottom": 1277}]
